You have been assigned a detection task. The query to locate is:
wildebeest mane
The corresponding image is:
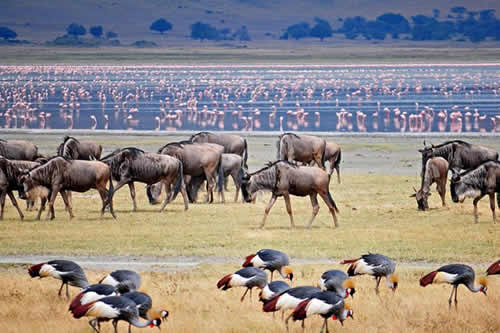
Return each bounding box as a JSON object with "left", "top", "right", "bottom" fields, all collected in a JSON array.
[
  {"left": 57, "top": 136, "right": 81, "bottom": 158},
  {"left": 189, "top": 131, "right": 211, "bottom": 141},
  {"left": 457, "top": 160, "right": 500, "bottom": 177},
  {"left": 432, "top": 140, "right": 470, "bottom": 148},
  {"left": 280, "top": 132, "right": 300, "bottom": 139},
  {"left": 101, "top": 147, "right": 144, "bottom": 161}
]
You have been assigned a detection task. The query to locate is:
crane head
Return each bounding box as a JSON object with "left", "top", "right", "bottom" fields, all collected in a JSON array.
[
  {"left": 388, "top": 274, "right": 399, "bottom": 292},
  {"left": 479, "top": 277, "right": 488, "bottom": 295},
  {"left": 282, "top": 266, "right": 294, "bottom": 281},
  {"left": 343, "top": 279, "right": 356, "bottom": 298}
]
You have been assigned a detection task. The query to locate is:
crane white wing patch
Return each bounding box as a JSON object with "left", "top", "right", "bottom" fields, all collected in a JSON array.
[
  {"left": 81, "top": 292, "right": 111, "bottom": 305},
  {"left": 252, "top": 255, "right": 266, "bottom": 268},
  {"left": 276, "top": 293, "right": 302, "bottom": 310},
  {"left": 39, "top": 264, "right": 60, "bottom": 279},
  {"left": 100, "top": 275, "right": 119, "bottom": 286},
  {"left": 318, "top": 278, "right": 326, "bottom": 290},
  {"left": 354, "top": 259, "right": 375, "bottom": 275},
  {"left": 229, "top": 274, "right": 251, "bottom": 287},
  {"left": 434, "top": 272, "right": 458, "bottom": 284},
  {"left": 306, "top": 298, "right": 334, "bottom": 317},
  {"left": 260, "top": 285, "right": 274, "bottom": 300},
  {"left": 88, "top": 302, "right": 120, "bottom": 318}
]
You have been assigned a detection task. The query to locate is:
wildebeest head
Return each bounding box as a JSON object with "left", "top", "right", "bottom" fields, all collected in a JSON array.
[
  {"left": 240, "top": 171, "right": 255, "bottom": 203},
  {"left": 450, "top": 171, "right": 479, "bottom": 203},
  {"left": 146, "top": 182, "right": 162, "bottom": 205},
  {"left": 410, "top": 187, "right": 430, "bottom": 211},
  {"left": 18, "top": 172, "right": 34, "bottom": 200}
]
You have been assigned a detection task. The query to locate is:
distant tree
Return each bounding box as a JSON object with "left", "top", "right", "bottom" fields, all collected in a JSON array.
[
  {"left": 0, "top": 26, "right": 17, "bottom": 40},
  {"left": 411, "top": 15, "right": 455, "bottom": 41},
  {"left": 339, "top": 16, "right": 367, "bottom": 40},
  {"left": 106, "top": 31, "right": 118, "bottom": 39},
  {"left": 433, "top": 9, "right": 440, "bottom": 19},
  {"left": 282, "top": 22, "right": 310, "bottom": 40},
  {"left": 451, "top": 6, "right": 467, "bottom": 20},
  {"left": 66, "top": 23, "right": 86, "bottom": 38},
  {"left": 150, "top": 18, "right": 173, "bottom": 35},
  {"left": 310, "top": 17, "right": 332, "bottom": 41},
  {"left": 376, "top": 13, "right": 410, "bottom": 38},
  {"left": 364, "top": 21, "right": 387, "bottom": 40},
  {"left": 190, "top": 21, "right": 219, "bottom": 40},
  {"left": 233, "top": 25, "right": 251, "bottom": 41},
  {"left": 89, "top": 25, "right": 103, "bottom": 38}
]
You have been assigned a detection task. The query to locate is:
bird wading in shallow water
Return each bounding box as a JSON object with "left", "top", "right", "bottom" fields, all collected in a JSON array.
[
  {"left": 243, "top": 249, "right": 294, "bottom": 282},
  {"left": 420, "top": 264, "right": 487, "bottom": 309},
  {"left": 217, "top": 267, "right": 267, "bottom": 302},
  {"left": 341, "top": 253, "right": 398, "bottom": 294},
  {"left": 28, "top": 260, "right": 89, "bottom": 298}
]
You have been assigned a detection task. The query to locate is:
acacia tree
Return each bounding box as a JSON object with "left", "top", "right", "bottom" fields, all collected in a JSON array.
[
  {"left": 310, "top": 17, "right": 333, "bottom": 41},
  {"left": 66, "top": 23, "right": 86, "bottom": 38},
  {"left": 0, "top": 26, "right": 17, "bottom": 40},
  {"left": 150, "top": 18, "right": 173, "bottom": 34},
  {"left": 89, "top": 25, "right": 103, "bottom": 38}
]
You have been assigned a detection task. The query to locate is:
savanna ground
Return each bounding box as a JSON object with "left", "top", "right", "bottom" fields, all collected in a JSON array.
[{"left": 0, "top": 132, "right": 499, "bottom": 332}]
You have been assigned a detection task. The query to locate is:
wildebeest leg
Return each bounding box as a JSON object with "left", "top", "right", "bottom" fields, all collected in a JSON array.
[
  {"left": 205, "top": 173, "right": 215, "bottom": 203},
  {"left": 260, "top": 195, "right": 277, "bottom": 229},
  {"left": 179, "top": 182, "right": 189, "bottom": 211},
  {"left": 36, "top": 198, "right": 47, "bottom": 220},
  {"left": 489, "top": 192, "right": 496, "bottom": 223},
  {"left": 472, "top": 196, "right": 483, "bottom": 224},
  {"left": 318, "top": 191, "right": 339, "bottom": 227},
  {"left": 65, "top": 191, "right": 72, "bottom": 212},
  {"left": 159, "top": 181, "right": 171, "bottom": 212},
  {"left": 46, "top": 187, "right": 60, "bottom": 220},
  {"left": 60, "top": 190, "right": 74, "bottom": 219},
  {"left": 306, "top": 193, "right": 319, "bottom": 229},
  {"left": 7, "top": 191, "right": 24, "bottom": 220},
  {"left": 283, "top": 193, "right": 295, "bottom": 228},
  {"left": 128, "top": 182, "right": 137, "bottom": 212},
  {"left": 231, "top": 171, "right": 240, "bottom": 202},
  {"left": 0, "top": 191, "right": 6, "bottom": 220},
  {"left": 438, "top": 182, "right": 446, "bottom": 207}
]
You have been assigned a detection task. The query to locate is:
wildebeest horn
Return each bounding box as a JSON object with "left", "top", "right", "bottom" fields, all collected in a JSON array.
[
  {"left": 413, "top": 186, "right": 417, "bottom": 192},
  {"left": 423, "top": 140, "right": 426, "bottom": 146}
]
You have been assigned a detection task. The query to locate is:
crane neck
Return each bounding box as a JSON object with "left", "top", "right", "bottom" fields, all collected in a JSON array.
[
  {"left": 465, "top": 281, "right": 482, "bottom": 293},
  {"left": 129, "top": 317, "right": 154, "bottom": 328}
]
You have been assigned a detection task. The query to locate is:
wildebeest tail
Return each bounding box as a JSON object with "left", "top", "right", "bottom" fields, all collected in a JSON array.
[
  {"left": 327, "top": 190, "right": 339, "bottom": 213},
  {"left": 497, "top": 191, "right": 500, "bottom": 209},
  {"left": 321, "top": 140, "right": 327, "bottom": 169},
  {"left": 171, "top": 161, "right": 184, "bottom": 201},
  {"left": 276, "top": 136, "right": 281, "bottom": 160},
  {"left": 333, "top": 149, "right": 342, "bottom": 171},
  {"left": 105, "top": 172, "right": 115, "bottom": 208},
  {"left": 217, "top": 157, "right": 224, "bottom": 193},
  {"left": 243, "top": 138, "right": 248, "bottom": 169}
]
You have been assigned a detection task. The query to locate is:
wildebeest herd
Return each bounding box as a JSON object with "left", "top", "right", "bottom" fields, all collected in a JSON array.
[{"left": 0, "top": 133, "right": 499, "bottom": 226}]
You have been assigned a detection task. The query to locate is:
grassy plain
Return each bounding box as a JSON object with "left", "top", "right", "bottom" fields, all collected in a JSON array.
[{"left": 0, "top": 265, "right": 499, "bottom": 333}]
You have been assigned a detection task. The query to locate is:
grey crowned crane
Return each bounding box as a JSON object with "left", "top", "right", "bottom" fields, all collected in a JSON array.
[
  {"left": 99, "top": 270, "right": 141, "bottom": 294},
  {"left": 71, "top": 295, "right": 161, "bottom": 333},
  {"left": 259, "top": 281, "right": 291, "bottom": 304},
  {"left": 318, "top": 270, "right": 356, "bottom": 298},
  {"left": 242, "top": 249, "right": 294, "bottom": 282},
  {"left": 122, "top": 291, "right": 169, "bottom": 331},
  {"left": 262, "top": 286, "right": 321, "bottom": 331},
  {"left": 420, "top": 264, "right": 487, "bottom": 309},
  {"left": 28, "top": 260, "right": 89, "bottom": 298},
  {"left": 217, "top": 267, "right": 267, "bottom": 302},
  {"left": 486, "top": 260, "right": 500, "bottom": 275},
  {"left": 292, "top": 291, "right": 353, "bottom": 333},
  {"left": 341, "top": 253, "right": 399, "bottom": 294}
]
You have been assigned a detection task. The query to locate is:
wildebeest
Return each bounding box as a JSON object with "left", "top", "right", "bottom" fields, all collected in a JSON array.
[
  {"left": 419, "top": 140, "right": 498, "bottom": 181},
  {"left": 450, "top": 160, "right": 500, "bottom": 224},
  {"left": 190, "top": 132, "right": 248, "bottom": 168},
  {"left": 57, "top": 136, "right": 102, "bottom": 160},
  {"left": 324, "top": 142, "right": 342, "bottom": 183},
  {"left": 18, "top": 157, "right": 115, "bottom": 220},
  {"left": 241, "top": 161, "right": 339, "bottom": 229},
  {"left": 156, "top": 141, "right": 223, "bottom": 203},
  {"left": 0, "top": 157, "right": 48, "bottom": 220},
  {"left": 175, "top": 153, "right": 244, "bottom": 203},
  {"left": 277, "top": 133, "right": 327, "bottom": 169},
  {"left": 101, "top": 147, "right": 188, "bottom": 212},
  {"left": 0, "top": 139, "right": 41, "bottom": 160},
  {"left": 411, "top": 157, "right": 449, "bottom": 211}
]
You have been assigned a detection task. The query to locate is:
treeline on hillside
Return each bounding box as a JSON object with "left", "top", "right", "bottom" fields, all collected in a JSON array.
[{"left": 1, "top": 6, "right": 499, "bottom": 46}]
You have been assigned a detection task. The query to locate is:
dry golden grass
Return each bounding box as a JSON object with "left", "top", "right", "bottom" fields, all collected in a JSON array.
[
  {"left": 0, "top": 264, "right": 498, "bottom": 333},
  {"left": 0, "top": 173, "right": 498, "bottom": 262}
]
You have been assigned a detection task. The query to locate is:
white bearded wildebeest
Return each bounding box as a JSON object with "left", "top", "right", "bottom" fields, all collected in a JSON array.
[
  {"left": 101, "top": 147, "right": 188, "bottom": 213},
  {"left": 419, "top": 140, "right": 498, "bottom": 183},
  {"left": 18, "top": 157, "right": 115, "bottom": 220},
  {"left": 410, "top": 157, "right": 449, "bottom": 211},
  {"left": 57, "top": 136, "right": 103, "bottom": 160},
  {"left": 241, "top": 161, "right": 339, "bottom": 229},
  {"left": 277, "top": 133, "right": 327, "bottom": 170},
  {"left": 450, "top": 160, "right": 500, "bottom": 224},
  {"left": 0, "top": 156, "right": 50, "bottom": 220},
  {"left": 152, "top": 141, "right": 224, "bottom": 204},
  {"left": 0, "top": 139, "right": 42, "bottom": 160},
  {"left": 190, "top": 132, "right": 248, "bottom": 169}
]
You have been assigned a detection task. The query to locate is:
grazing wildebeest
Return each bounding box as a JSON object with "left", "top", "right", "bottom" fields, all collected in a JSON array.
[
  {"left": 57, "top": 136, "right": 102, "bottom": 160},
  {"left": 320, "top": 142, "right": 342, "bottom": 183},
  {"left": 450, "top": 160, "right": 500, "bottom": 224},
  {"left": 241, "top": 161, "right": 339, "bottom": 229},
  {"left": 0, "top": 157, "right": 48, "bottom": 220},
  {"left": 18, "top": 157, "right": 115, "bottom": 220},
  {"left": 179, "top": 153, "right": 244, "bottom": 203},
  {"left": 156, "top": 141, "right": 224, "bottom": 203},
  {"left": 101, "top": 148, "right": 188, "bottom": 213},
  {"left": 419, "top": 140, "right": 498, "bottom": 182},
  {"left": 0, "top": 139, "right": 41, "bottom": 160},
  {"left": 277, "top": 133, "right": 327, "bottom": 169},
  {"left": 190, "top": 132, "right": 248, "bottom": 168},
  {"left": 411, "top": 157, "right": 449, "bottom": 211}
]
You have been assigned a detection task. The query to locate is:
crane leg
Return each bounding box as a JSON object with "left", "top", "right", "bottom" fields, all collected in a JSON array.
[
  {"left": 88, "top": 319, "right": 100, "bottom": 333},
  {"left": 375, "top": 276, "right": 382, "bottom": 294},
  {"left": 301, "top": 319, "right": 305, "bottom": 333},
  {"left": 57, "top": 281, "right": 64, "bottom": 296},
  {"left": 285, "top": 313, "right": 293, "bottom": 333},
  {"left": 240, "top": 288, "right": 249, "bottom": 302},
  {"left": 112, "top": 320, "right": 118, "bottom": 333},
  {"left": 270, "top": 271, "right": 274, "bottom": 282},
  {"left": 454, "top": 285, "right": 459, "bottom": 309},
  {"left": 66, "top": 283, "right": 70, "bottom": 298},
  {"left": 320, "top": 319, "right": 327, "bottom": 333},
  {"left": 128, "top": 323, "right": 132, "bottom": 333},
  {"left": 448, "top": 286, "right": 456, "bottom": 309}
]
